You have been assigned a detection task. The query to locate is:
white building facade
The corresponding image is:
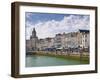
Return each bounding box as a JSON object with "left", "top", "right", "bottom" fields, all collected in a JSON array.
[{"left": 26, "top": 28, "right": 90, "bottom": 52}]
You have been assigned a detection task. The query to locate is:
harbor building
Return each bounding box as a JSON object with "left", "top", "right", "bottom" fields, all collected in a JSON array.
[{"left": 26, "top": 28, "right": 90, "bottom": 52}]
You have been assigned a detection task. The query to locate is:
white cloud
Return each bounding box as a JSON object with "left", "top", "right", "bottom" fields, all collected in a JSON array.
[
  {"left": 26, "top": 15, "right": 89, "bottom": 39},
  {"left": 26, "top": 12, "right": 33, "bottom": 19}
]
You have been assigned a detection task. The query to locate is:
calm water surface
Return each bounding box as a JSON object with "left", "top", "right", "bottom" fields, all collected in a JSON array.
[{"left": 26, "top": 55, "right": 85, "bottom": 67}]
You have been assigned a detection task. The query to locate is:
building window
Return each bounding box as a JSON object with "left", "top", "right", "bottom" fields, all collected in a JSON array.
[
  {"left": 85, "top": 39, "right": 87, "bottom": 42},
  {"left": 83, "top": 40, "right": 84, "bottom": 42},
  {"left": 80, "top": 41, "right": 81, "bottom": 44}
]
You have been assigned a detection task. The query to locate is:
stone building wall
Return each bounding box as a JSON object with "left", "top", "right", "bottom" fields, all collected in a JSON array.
[{"left": 26, "top": 29, "right": 90, "bottom": 52}]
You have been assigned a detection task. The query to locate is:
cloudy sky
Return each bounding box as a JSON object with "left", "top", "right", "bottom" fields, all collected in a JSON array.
[{"left": 25, "top": 12, "right": 90, "bottom": 40}]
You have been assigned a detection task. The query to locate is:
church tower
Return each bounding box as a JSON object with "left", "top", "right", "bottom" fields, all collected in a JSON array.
[
  {"left": 32, "top": 28, "right": 37, "bottom": 38},
  {"left": 30, "top": 28, "right": 38, "bottom": 51}
]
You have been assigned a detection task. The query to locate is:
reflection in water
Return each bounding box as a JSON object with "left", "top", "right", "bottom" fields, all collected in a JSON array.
[{"left": 26, "top": 55, "right": 86, "bottom": 67}]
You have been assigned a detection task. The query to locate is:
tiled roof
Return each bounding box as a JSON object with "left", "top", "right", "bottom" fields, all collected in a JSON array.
[{"left": 79, "top": 29, "right": 89, "bottom": 33}]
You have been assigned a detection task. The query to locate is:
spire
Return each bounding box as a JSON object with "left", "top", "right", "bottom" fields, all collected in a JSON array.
[
  {"left": 32, "top": 28, "right": 36, "bottom": 35},
  {"left": 31, "top": 28, "right": 37, "bottom": 39},
  {"left": 33, "top": 28, "right": 36, "bottom": 32}
]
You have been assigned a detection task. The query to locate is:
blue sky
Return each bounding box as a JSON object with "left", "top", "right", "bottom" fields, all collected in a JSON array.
[
  {"left": 26, "top": 12, "right": 71, "bottom": 25},
  {"left": 25, "top": 12, "right": 90, "bottom": 39}
]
